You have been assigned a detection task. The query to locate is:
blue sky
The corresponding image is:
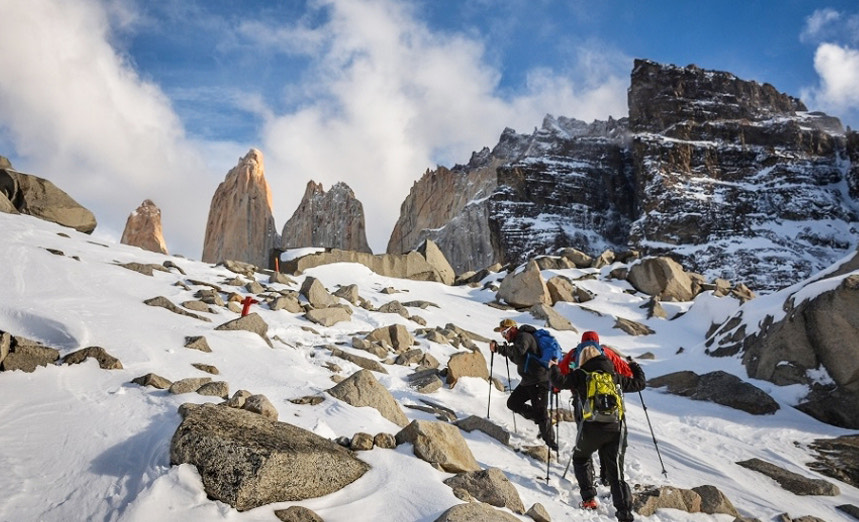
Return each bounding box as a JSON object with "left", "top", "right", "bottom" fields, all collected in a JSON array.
[{"left": 1, "top": 0, "right": 858, "bottom": 258}]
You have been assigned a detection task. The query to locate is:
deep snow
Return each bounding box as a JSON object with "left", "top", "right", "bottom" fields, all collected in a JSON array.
[{"left": 0, "top": 211, "right": 857, "bottom": 521}]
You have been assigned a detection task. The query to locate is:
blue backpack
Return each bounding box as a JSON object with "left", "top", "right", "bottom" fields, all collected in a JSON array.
[{"left": 524, "top": 328, "right": 565, "bottom": 372}]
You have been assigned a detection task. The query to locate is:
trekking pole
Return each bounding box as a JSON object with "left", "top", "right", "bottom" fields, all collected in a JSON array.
[
  {"left": 562, "top": 394, "right": 578, "bottom": 480},
  {"left": 487, "top": 350, "right": 495, "bottom": 419},
  {"left": 638, "top": 389, "right": 667, "bottom": 477},
  {"left": 505, "top": 357, "right": 517, "bottom": 433},
  {"left": 545, "top": 389, "right": 553, "bottom": 484},
  {"left": 548, "top": 447, "right": 553, "bottom": 483},
  {"left": 554, "top": 391, "right": 560, "bottom": 459},
  {"left": 562, "top": 450, "right": 573, "bottom": 480},
  {"left": 626, "top": 355, "right": 667, "bottom": 477}
]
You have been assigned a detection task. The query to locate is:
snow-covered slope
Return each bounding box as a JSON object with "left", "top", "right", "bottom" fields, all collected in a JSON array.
[{"left": 0, "top": 212, "right": 857, "bottom": 521}]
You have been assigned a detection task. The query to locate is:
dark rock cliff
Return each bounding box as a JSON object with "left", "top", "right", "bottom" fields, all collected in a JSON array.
[{"left": 388, "top": 59, "right": 859, "bottom": 291}]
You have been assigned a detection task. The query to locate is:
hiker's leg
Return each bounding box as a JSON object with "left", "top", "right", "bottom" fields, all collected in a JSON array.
[
  {"left": 507, "top": 384, "right": 534, "bottom": 419},
  {"left": 572, "top": 426, "right": 601, "bottom": 501},
  {"left": 530, "top": 384, "right": 555, "bottom": 447},
  {"left": 603, "top": 424, "right": 634, "bottom": 519}
]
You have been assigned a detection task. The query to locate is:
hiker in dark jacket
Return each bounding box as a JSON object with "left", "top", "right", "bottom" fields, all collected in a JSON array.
[
  {"left": 489, "top": 318, "right": 557, "bottom": 450},
  {"left": 549, "top": 343, "right": 646, "bottom": 521}
]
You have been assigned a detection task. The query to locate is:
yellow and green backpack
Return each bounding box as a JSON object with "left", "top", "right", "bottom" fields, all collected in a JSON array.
[{"left": 581, "top": 370, "right": 624, "bottom": 423}]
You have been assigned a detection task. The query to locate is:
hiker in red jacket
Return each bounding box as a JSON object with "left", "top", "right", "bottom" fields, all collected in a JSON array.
[
  {"left": 558, "top": 330, "right": 633, "bottom": 486},
  {"left": 489, "top": 318, "right": 557, "bottom": 450},
  {"left": 550, "top": 332, "right": 646, "bottom": 521}
]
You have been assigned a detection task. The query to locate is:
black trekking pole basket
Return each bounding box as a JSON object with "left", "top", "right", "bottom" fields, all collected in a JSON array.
[
  {"left": 505, "top": 356, "right": 517, "bottom": 433},
  {"left": 487, "top": 350, "right": 495, "bottom": 419}
]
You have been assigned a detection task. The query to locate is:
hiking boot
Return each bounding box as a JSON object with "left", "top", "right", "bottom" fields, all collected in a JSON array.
[
  {"left": 615, "top": 510, "right": 634, "bottom": 521},
  {"left": 579, "top": 498, "right": 598, "bottom": 510},
  {"left": 540, "top": 431, "right": 558, "bottom": 451}
]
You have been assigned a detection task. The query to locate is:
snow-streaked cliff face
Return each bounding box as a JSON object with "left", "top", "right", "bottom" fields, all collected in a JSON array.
[{"left": 388, "top": 60, "right": 859, "bottom": 292}]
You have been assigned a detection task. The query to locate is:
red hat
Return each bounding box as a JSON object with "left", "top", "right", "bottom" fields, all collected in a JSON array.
[{"left": 581, "top": 331, "right": 599, "bottom": 343}]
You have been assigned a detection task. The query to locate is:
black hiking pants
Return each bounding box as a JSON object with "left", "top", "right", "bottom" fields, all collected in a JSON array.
[
  {"left": 507, "top": 382, "right": 555, "bottom": 445},
  {"left": 572, "top": 420, "right": 634, "bottom": 521}
]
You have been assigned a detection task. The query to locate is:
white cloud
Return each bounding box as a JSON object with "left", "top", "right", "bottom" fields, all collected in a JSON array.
[
  {"left": 0, "top": 0, "right": 630, "bottom": 257},
  {"left": 801, "top": 8, "right": 841, "bottom": 43},
  {"left": 801, "top": 43, "right": 859, "bottom": 117},
  {"left": 0, "top": 0, "right": 220, "bottom": 258},
  {"left": 259, "top": 0, "right": 629, "bottom": 252},
  {"left": 801, "top": 8, "right": 859, "bottom": 46}
]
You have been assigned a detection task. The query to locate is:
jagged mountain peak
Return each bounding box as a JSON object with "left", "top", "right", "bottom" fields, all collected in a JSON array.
[{"left": 281, "top": 179, "right": 371, "bottom": 254}]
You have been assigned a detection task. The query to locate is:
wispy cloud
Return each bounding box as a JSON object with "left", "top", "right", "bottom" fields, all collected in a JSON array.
[
  {"left": 800, "top": 8, "right": 842, "bottom": 43},
  {"left": 0, "top": 0, "right": 630, "bottom": 257},
  {"left": 256, "top": 0, "right": 629, "bottom": 251}
]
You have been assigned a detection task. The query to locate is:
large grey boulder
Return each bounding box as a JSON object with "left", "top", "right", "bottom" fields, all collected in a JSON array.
[
  {"left": 692, "top": 485, "right": 740, "bottom": 517},
  {"left": 433, "top": 502, "right": 521, "bottom": 521},
  {"left": 741, "top": 274, "right": 859, "bottom": 428},
  {"left": 737, "top": 458, "right": 840, "bottom": 496},
  {"left": 171, "top": 403, "right": 369, "bottom": 511},
  {"left": 62, "top": 346, "right": 122, "bottom": 369},
  {"left": 648, "top": 370, "right": 779, "bottom": 415},
  {"left": 395, "top": 419, "right": 480, "bottom": 473},
  {"left": 633, "top": 486, "right": 701, "bottom": 516},
  {"left": 131, "top": 373, "right": 172, "bottom": 389},
  {"left": 305, "top": 306, "right": 352, "bottom": 327},
  {"left": 497, "top": 260, "right": 551, "bottom": 308},
  {"left": 627, "top": 256, "right": 696, "bottom": 301},
  {"left": 529, "top": 303, "right": 575, "bottom": 331},
  {"left": 417, "top": 239, "right": 456, "bottom": 285},
  {"left": 443, "top": 468, "right": 525, "bottom": 514},
  {"left": 329, "top": 347, "right": 388, "bottom": 374},
  {"left": 184, "top": 336, "right": 212, "bottom": 353},
  {"left": 807, "top": 434, "right": 859, "bottom": 489},
  {"left": 300, "top": 277, "right": 340, "bottom": 308},
  {"left": 445, "top": 350, "right": 489, "bottom": 387},
  {"left": 633, "top": 484, "right": 742, "bottom": 518},
  {"left": 144, "top": 296, "right": 211, "bottom": 322},
  {"left": 455, "top": 415, "right": 511, "bottom": 446},
  {"left": 275, "top": 506, "right": 324, "bottom": 522},
  {"left": 546, "top": 275, "right": 576, "bottom": 303},
  {"left": 0, "top": 336, "right": 60, "bottom": 373},
  {"left": 169, "top": 377, "right": 212, "bottom": 395},
  {"left": 215, "top": 312, "right": 273, "bottom": 347},
  {"left": 327, "top": 370, "right": 409, "bottom": 426},
  {"left": 0, "top": 168, "right": 96, "bottom": 233},
  {"left": 365, "top": 324, "right": 414, "bottom": 353}
]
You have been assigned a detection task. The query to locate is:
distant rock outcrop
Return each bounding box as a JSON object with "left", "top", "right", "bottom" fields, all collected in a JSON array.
[
  {"left": 283, "top": 240, "right": 455, "bottom": 285},
  {"left": 120, "top": 199, "right": 168, "bottom": 254},
  {"left": 387, "top": 59, "right": 859, "bottom": 292},
  {"left": 281, "top": 181, "right": 371, "bottom": 253},
  {"left": 0, "top": 164, "right": 97, "bottom": 233},
  {"left": 202, "top": 149, "right": 277, "bottom": 268}
]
